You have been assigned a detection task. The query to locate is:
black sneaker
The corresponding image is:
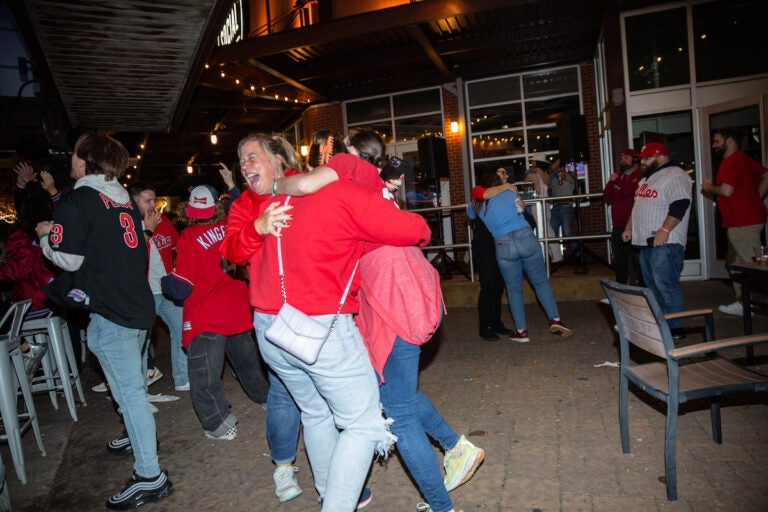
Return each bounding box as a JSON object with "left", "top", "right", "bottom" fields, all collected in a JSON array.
[
  {"left": 492, "top": 324, "right": 515, "bottom": 336},
  {"left": 106, "top": 470, "right": 173, "bottom": 510},
  {"left": 106, "top": 431, "right": 132, "bottom": 456},
  {"left": 479, "top": 329, "right": 500, "bottom": 342}
]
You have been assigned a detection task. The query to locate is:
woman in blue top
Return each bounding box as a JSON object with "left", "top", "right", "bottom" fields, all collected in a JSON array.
[{"left": 467, "top": 171, "right": 574, "bottom": 342}]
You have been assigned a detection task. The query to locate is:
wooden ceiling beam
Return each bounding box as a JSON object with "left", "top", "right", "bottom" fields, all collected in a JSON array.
[{"left": 406, "top": 24, "right": 453, "bottom": 81}]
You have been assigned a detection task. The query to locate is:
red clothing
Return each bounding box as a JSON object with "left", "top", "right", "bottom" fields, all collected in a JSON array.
[
  {"left": 356, "top": 246, "right": 444, "bottom": 381},
  {"left": 602, "top": 168, "right": 641, "bottom": 227},
  {"left": 327, "top": 154, "right": 445, "bottom": 380},
  {"left": 716, "top": 151, "right": 768, "bottom": 228},
  {"left": 147, "top": 215, "right": 178, "bottom": 274},
  {"left": 220, "top": 169, "right": 302, "bottom": 267},
  {"left": 231, "top": 181, "right": 431, "bottom": 315},
  {"left": 470, "top": 185, "right": 486, "bottom": 201},
  {"left": 0, "top": 228, "right": 56, "bottom": 313},
  {"left": 329, "top": 153, "right": 386, "bottom": 193},
  {"left": 170, "top": 221, "right": 253, "bottom": 347}
]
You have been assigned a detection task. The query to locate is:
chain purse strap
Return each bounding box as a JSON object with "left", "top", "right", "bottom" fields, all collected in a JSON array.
[{"left": 275, "top": 196, "right": 358, "bottom": 335}]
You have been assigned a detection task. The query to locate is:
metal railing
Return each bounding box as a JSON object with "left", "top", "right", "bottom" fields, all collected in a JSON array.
[{"left": 410, "top": 192, "right": 611, "bottom": 281}]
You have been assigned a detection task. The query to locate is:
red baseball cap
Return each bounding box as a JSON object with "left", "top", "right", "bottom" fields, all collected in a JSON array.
[
  {"left": 621, "top": 148, "right": 640, "bottom": 158},
  {"left": 639, "top": 142, "right": 669, "bottom": 158}
]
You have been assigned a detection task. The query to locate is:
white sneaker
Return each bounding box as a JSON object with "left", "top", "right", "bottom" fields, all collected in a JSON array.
[
  {"left": 599, "top": 298, "right": 610, "bottom": 305},
  {"left": 718, "top": 301, "right": 751, "bottom": 317},
  {"left": 273, "top": 465, "right": 302, "bottom": 502},
  {"left": 146, "top": 368, "right": 163, "bottom": 387},
  {"left": 174, "top": 382, "right": 190, "bottom": 391},
  {"left": 92, "top": 382, "right": 108, "bottom": 392}
]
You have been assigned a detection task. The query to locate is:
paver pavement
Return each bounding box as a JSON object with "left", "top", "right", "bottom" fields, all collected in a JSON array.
[{"left": 4, "top": 279, "right": 768, "bottom": 511}]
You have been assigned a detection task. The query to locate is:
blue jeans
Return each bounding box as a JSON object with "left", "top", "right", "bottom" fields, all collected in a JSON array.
[
  {"left": 87, "top": 314, "right": 159, "bottom": 478},
  {"left": 153, "top": 293, "right": 188, "bottom": 387},
  {"left": 550, "top": 203, "right": 576, "bottom": 252},
  {"left": 254, "top": 312, "right": 393, "bottom": 512},
  {"left": 266, "top": 370, "right": 301, "bottom": 464},
  {"left": 379, "top": 337, "right": 459, "bottom": 512},
  {"left": 187, "top": 331, "right": 269, "bottom": 433},
  {"left": 639, "top": 244, "right": 685, "bottom": 329},
  {"left": 495, "top": 228, "right": 560, "bottom": 330}
]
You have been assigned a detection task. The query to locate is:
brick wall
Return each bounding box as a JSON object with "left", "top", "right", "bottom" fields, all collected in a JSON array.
[
  {"left": 441, "top": 87, "right": 469, "bottom": 255},
  {"left": 301, "top": 102, "right": 344, "bottom": 141},
  {"left": 579, "top": 61, "right": 608, "bottom": 258}
]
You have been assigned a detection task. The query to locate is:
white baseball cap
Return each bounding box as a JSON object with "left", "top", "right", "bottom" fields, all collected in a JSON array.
[{"left": 185, "top": 185, "right": 219, "bottom": 219}]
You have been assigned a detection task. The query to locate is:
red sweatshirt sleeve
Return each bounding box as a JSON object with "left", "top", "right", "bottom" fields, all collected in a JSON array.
[{"left": 220, "top": 191, "right": 267, "bottom": 265}]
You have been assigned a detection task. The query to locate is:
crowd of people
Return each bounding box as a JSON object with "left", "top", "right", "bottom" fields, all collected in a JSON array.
[
  {"left": 4, "top": 126, "right": 766, "bottom": 511},
  {"left": 4, "top": 129, "right": 485, "bottom": 512}
]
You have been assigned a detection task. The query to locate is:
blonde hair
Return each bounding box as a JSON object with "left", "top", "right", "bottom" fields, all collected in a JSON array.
[{"left": 237, "top": 133, "right": 301, "bottom": 172}]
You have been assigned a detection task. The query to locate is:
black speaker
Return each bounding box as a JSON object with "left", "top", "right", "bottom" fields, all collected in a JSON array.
[
  {"left": 418, "top": 136, "right": 449, "bottom": 179},
  {"left": 557, "top": 114, "right": 589, "bottom": 161}
]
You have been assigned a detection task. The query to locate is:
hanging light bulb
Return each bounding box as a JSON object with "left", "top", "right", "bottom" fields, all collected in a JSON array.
[
  {"left": 187, "top": 165, "right": 193, "bottom": 174},
  {"left": 210, "top": 133, "right": 218, "bottom": 145}
]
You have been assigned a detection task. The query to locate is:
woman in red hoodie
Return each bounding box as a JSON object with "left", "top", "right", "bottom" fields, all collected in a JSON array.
[
  {"left": 0, "top": 196, "right": 57, "bottom": 321},
  {"left": 275, "top": 129, "right": 484, "bottom": 512}
]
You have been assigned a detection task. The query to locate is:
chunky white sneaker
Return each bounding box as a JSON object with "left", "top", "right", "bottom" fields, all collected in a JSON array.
[
  {"left": 443, "top": 435, "right": 484, "bottom": 492},
  {"left": 273, "top": 465, "right": 302, "bottom": 502},
  {"left": 718, "top": 301, "right": 751, "bottom": 317}
]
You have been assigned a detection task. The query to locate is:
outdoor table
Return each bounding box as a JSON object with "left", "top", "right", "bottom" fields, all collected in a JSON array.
[{"left": 725, "top": 261, "right": 768, "bottom": 363}]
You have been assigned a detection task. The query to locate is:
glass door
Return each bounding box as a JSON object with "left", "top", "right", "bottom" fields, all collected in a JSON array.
[{"left": 699, "top": 95, "right": 767, "bottom": 279}]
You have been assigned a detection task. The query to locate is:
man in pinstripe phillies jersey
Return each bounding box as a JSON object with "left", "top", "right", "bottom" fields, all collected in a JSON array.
[{"left": 621, "top": 142, "right": 692, "bottom": 339}]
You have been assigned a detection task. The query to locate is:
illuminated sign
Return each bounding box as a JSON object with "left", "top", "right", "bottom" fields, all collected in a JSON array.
[{"left": 217, "top": 0, "right": 246, "bottom": 47}]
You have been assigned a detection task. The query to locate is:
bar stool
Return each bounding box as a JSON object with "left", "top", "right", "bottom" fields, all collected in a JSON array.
[
  {"left": 0, "top": 300, "right": 46, "bottom": 485},
  {"left": 21, "top": 314, "right": 87, "bottom": 422}
]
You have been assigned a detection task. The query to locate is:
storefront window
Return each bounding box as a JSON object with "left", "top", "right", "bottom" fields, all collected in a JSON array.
[
  {"left": 467, "top": 76, "right": 520, "bottom": 106},
  {"left": 467, "top": 65, "right": 581, "bottom": 189},
  {"left": 523, "top": 68, "right": 579, "bottom": 98},
  {"left": 693, "top": 0, "right": 768, "bottom": 83},
  {"left": 626, "top": 8, "right": 689, "bottom": 91},
  {"left": 469, "top": 104, "right": 523, "bottom": 132},
  {"left": 346, "top": 96, "right": 390, "bottom": 124}
]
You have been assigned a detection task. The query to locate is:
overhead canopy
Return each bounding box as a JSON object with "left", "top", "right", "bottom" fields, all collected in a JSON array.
[{"left": 11, "top": 0, "right": 617, "bottom": 193}]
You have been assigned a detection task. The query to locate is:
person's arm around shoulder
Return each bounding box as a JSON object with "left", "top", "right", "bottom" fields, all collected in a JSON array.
[
  {"left": 277, "top": 167, "right": 338, "bottom": 196},
  {"left": 353, "top": 186, "right": 431, "bottom": 247},
  {"left": 481, "top": 182, "right": 517, "bottom": 200}
]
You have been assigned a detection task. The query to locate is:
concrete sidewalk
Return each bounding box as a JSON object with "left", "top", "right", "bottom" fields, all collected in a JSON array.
[{"left": 4, "top": 279, "right": 768, "bottom": 511}]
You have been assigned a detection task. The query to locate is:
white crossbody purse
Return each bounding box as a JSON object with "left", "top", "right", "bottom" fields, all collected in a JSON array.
[{"left": 264, "top": 197, "right": 358, "bottom": 365}]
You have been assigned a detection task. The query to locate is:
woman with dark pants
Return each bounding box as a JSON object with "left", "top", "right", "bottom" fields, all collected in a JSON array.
[
  {"left": 161, "top": 185, "right": 268, "bottom": 440},
  {"left": 467, "top": 171, "right": 574, "bottom": 342}
]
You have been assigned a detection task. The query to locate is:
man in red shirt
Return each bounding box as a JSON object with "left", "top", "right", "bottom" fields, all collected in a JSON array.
[
  {"left": 701, "top": 128, "right": 768, "bottom": 316},
  {"left": 602, "top": 149, "right": 643, "bottom": 287}
]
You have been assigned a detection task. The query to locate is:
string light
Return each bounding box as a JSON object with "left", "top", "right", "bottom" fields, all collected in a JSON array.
[{"left": 209, "top": 64, "right": 315, "bottom": 105}]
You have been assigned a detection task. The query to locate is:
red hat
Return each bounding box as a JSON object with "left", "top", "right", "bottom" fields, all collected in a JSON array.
[
  {"left": 639, "top": 142, "right": 669, "bottom": 158},
  {"left": 621, "top": 148, "right": 640, "bottom": 158},
  {"left": 185, "top": 185, "right": 219, "bottom": 219}
]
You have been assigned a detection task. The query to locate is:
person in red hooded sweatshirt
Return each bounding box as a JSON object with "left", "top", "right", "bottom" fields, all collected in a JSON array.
[{"left": 0, "top": 196, "right": 57, "bottom": 323}]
